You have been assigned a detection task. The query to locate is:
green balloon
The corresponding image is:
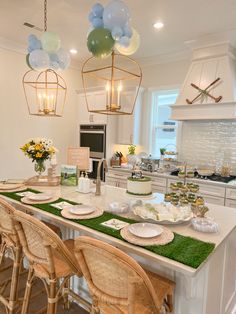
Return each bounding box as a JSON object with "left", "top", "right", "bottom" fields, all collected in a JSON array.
[
  {"left": 87, "top": 28, "right": 115, "bottom": 58},
  {"left": 26, "top": 53, "right": 34, "bottom": 70}
]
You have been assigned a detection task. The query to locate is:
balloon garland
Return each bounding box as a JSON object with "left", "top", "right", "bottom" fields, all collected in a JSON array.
[
  {"left": 26, "top": 33, "right": 71, "bottom": 71},
  {"left": 26, "top": 0, "right": 71, "bottom": 71},
  {"left": 87, "top": 0, "right": 140, "bottom": 58}
]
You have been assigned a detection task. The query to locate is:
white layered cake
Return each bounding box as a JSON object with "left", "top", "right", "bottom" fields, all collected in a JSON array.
[{"left": 127, "top": 176, "right": 152, "bottom": 196}]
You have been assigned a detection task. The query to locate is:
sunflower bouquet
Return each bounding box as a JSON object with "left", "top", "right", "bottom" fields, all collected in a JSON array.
[{"left": 20, "top": 138, "right": 57, "bottom": 175}]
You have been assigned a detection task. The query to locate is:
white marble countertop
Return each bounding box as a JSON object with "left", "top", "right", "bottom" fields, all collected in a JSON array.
[
  {"left": 108, "top": 166, "right": 236, "bottom": 189},
  {"left": 5, "top": 184, "right": 236, "bottom": 277}
]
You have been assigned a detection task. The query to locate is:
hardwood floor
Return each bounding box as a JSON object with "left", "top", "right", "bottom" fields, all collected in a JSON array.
[{"left": 0, "top": 258, "right": 89, "bottom": 314}]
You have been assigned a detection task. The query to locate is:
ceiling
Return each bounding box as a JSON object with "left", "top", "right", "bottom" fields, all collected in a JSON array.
[{"left": 1, "top": 0, "right": 236, "bottom": 64}]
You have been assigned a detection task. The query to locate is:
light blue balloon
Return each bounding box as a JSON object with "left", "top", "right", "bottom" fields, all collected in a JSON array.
[
  {"left": 29, "top": 49, "right": 50, "bottom": 70},
  {"left": 88, "top": 12, "right": 94, "bottom": 23},
  {"left": 28, "top": 46, "right": 34, "bottom": 53},
  {"left": 50, "top": 61, "right": 60, "bottom": 70},
  {"left": 57, "top": 48, "right": 71, "bottom": 70},
  {"left": 123, "top": 24, "right": 133, "bottom": 38},
  {"left": 119, "top": 36, "right": 130, "bottom": 48},
  {"left": 28, "top": 34, "right": 38, "bottom": 43},
  {"left": 111, "top": 26, "right": 123, "bottom": 41},
  {"left": 92, "top": 17, "right": 104, "bottom": 29},
  {"left": 49, "top": 53, "right": 59, "bottom": 63},
  {"left": 103, "top": 0, "right": 130, "bottom": 31},
  {"left": 92, "top": 3, "right": 104, "bottom": 18}
]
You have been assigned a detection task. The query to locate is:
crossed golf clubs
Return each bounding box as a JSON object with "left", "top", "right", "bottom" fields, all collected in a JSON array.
[{"left": 186, "top": 77, "right": 222, "bottom": 104}]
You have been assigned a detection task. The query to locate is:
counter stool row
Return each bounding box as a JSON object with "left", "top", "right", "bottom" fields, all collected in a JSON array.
[{"left": 0, "top": 197, "right": 175, "bottom": 314}]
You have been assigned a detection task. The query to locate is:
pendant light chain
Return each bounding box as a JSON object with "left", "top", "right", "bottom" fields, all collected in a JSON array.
[{"left": 44, "top": 0, "right": 47, "bottom": 32}]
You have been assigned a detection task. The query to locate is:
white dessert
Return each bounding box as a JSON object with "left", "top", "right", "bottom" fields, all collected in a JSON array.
[{"left": 127, "top": 176, "right": 152, "bottom": 196}]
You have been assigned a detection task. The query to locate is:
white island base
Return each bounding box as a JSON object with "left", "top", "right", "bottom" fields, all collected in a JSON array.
[{"left": 4, "top": 185, "right": 236, "bottom": 314}]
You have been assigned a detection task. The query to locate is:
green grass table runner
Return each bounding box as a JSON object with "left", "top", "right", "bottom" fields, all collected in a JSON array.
[{"left": 0, "top": 188, "right": 215, "bottom": 269}]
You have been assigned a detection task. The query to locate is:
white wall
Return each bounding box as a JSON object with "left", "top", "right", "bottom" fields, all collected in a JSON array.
[{"left": 0, "top": 48, "right": 81, "bottom": 179}]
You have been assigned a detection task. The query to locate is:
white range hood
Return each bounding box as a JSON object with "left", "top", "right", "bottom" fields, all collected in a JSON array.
[{"left": 171, "top": 41, "right": 236, "bottom": 120}]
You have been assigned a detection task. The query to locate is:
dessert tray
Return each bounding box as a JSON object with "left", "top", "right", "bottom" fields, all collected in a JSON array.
[{"left": 132, "top": 201, "right": 193, "bottom": 225}]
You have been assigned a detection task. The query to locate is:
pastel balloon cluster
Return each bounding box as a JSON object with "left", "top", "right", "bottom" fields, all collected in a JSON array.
[
  {"left": 87, "top": 0, "right": 140, "bottom": 58},
  {"left": 26, "top": 33, "right": 71, "bottom": 71}
]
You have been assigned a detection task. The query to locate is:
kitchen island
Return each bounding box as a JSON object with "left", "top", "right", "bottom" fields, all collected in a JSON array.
[{"left": 1, "top": 184, "right": 236, "bottom": 314}]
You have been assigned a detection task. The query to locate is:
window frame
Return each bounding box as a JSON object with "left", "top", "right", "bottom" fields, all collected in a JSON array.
[{"left": 148, "top": 86, "right": 182, "bottom": 157}]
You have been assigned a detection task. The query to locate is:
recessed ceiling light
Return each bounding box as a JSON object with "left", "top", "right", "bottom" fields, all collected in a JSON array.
[
  {"left": 153, "top": 22, "right": 164, "bottom": 29},
  {"left": 70, "top": 49, "right": 78, "bottom": 54}
]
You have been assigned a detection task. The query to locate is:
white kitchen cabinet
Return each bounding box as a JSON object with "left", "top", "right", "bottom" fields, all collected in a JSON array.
[
  {"left": 197, "top": 183, "right": 225, "bottom": 198},
  {"left": 152, "top": 184, "right": 166, "bottom": 194},
  {"left": 202, "top": 194, "right": 225, "bottom": 206},
  {"left": 116, "top": 87, "right": 144, "bottom": 145},
  {"left": 226, "top": 188, "right": 236, "bottom": 200},
  {"left": 106, "top": 170, "right": 127, "bottom": 188},
  {"left": 78, "top": 91, "right": 108, "bottom": 125},
  {"left": 225, "top": 199, "right": 236, "bottom": 208}
]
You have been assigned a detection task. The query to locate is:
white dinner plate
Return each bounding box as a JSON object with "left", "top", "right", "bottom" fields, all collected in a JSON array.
[
  {"left": 27, "top": 192, "right": 52, "bottom": 201},
  {"left": 128, "top": 223, "right": 163, "bottom": 238},
  {"left": 68, "top": 205, "right": 96, "bottom": 215}
]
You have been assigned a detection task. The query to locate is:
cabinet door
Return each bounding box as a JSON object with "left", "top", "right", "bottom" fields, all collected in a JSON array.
[
  {"left": 117, "top": 115, "right": 134, "bottom": 145},
  {"left": 152, "top": 185, "right": 166, "bottom": 194},
  {"left": 106, "top": 177, "right": 118, "bottom": 187},
  {"left": 116, "top": 89, "right": 142, "bottom": 145},
  {"left": 202, "top": 194, "right": 225, "bottom": 205},
  {"left": 118, "top": 180, "right": 127, "bottom": 189},
  {"left": 225, "top": 199, "right": 236, "bottom": 208}
]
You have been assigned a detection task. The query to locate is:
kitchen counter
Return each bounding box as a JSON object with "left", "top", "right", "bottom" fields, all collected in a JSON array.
[
  {"left": 2, "top": 184, "right": 236, "bottom": 314},
  {"left": 108, "top": 166, "right": 236, "bottom": 188}
]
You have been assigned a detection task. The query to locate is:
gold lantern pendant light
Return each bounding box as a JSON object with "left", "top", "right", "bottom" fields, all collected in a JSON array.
[
  {"left": 82, "top": 51, "right": 142, "bottom": 115},
  {"left": 22, "top": 0, "right": 67, "bottom": 117}
]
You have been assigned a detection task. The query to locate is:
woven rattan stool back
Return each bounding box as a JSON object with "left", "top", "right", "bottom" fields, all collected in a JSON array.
[{"left": 75, "top": 236, "right": 161, "bottom": 311}]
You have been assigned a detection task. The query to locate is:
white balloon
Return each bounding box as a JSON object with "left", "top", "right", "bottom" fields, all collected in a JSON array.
[
  {"left": 57, "top": 48, "right": 71, "bottom": 70},
  {"left": 29, "top": 49, "right": 50, "bottom": 70},
  {"left": 41, "top": 32, "right": 61, "bottom": 53},
  {"left": 115, "top": 27, "right": 140, "bottom": 56}
]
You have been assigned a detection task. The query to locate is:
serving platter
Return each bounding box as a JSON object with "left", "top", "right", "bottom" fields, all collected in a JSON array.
[{"left": 132, "top": 202, "right": 193, "bottom": 225}]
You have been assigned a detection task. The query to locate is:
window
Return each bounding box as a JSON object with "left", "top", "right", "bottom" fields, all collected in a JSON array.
[{"left": 150, "top": 89, "right": 179, "bottom": 157}]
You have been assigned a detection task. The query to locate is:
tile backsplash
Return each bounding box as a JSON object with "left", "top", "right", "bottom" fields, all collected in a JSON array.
[{"left": 179, "top": 120, "right": 236, "bottom": 172}]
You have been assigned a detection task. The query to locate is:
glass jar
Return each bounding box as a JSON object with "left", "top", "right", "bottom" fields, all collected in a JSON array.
[{"left": 34, "top": 160, "right": 46, "bottom": 177}]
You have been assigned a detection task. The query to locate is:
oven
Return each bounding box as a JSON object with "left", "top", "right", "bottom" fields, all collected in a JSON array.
[{"left": 79, "top": 125, "right": 106, "bottom": 180}]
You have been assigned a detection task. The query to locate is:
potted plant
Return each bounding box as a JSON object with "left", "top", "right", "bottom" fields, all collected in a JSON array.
[{"left": 127, "top": 145, "right": 137, "bottom": 165}]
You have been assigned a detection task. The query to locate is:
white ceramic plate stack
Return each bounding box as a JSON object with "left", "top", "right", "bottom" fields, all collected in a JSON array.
[
  {"left": 0, "top": 183, "right": 25, "bottom": 192},
  {"left": 120, "top": 222, "right": 174, "bottom": 246},
  {"left": 21, "top": 192, "right": 58, "bottom": 204},
  {"left": 61, "top": 204, "right": 103, "bottom": 220},
  {"left": 128, "top": 223, "right": 163, "bottom": 238}
]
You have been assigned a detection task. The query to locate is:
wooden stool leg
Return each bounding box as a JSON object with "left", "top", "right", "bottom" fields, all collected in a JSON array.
[
  {"left": 21, "top": 266, "right": 34, "bottom": 314},
  {"left": 47, "top": 278, "right": 58, "bottom": 314},
  {"left": 63, "top": 277, "right": 70, "bottom": 310},
  {"left": 0, "top": 241, "right": 6, "bottom": 266},
  {"left": 8, "top": 246, "right": 22, "bottom": 314}
]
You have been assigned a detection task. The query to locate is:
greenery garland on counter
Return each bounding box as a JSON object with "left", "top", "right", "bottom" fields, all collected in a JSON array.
[{"left": 0, "top": 188, "right": 215, "bottom": 269}]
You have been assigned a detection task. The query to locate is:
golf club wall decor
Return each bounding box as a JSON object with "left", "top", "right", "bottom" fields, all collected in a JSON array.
[
  {"left": 82, "top": 0, "right": 142, "bottom": 115},
  {"left": 186, "top": 77, "right": 222, "bottom": 104},
  {"left": 22, "top": 0, "right": 70, "bottom": 117}
]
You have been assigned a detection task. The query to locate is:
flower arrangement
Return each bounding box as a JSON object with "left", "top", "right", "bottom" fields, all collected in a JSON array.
[
  {"left": 20, "top": 138, "right": 57, "bottom": 175},
  {"left": 20, "top": 138, "right": 57, "bottom": 161}
]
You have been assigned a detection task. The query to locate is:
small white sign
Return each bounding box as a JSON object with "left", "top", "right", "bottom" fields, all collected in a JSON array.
[
  {"left": 15, "top": 192, "right": 36, "bottom": 197},
  {"left": 50, "top": 201, "right": 73, "bottom": 210},
  {"left": 101, "top": 219, "right": 130, "bottom": 230}
]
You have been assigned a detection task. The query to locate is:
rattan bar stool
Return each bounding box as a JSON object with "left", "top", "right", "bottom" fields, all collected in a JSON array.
[
  {"left": 0, "top": 197, "right": 24, "bottom": 314},
  {"left": 75, "top": 236, "right": 175, "bottom": 314},
  {"left": 13, "top": 210, "right": 90, "bottom": 314}
]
